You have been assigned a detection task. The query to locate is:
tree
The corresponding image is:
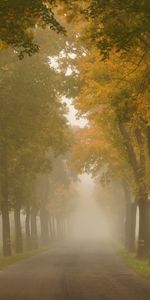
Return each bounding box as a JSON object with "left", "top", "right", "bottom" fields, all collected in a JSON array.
[
  {"left": 71, "top": 47, "right": 150, "bottom": 256},
  {"left": 0, "top": 45, "right": 70, "bottom": 255},
  {"left": 60, "top": 0, "right": 150, "bottom": 58},
  {"left": 0, "top": 0, "right": 65, "bottom": 58}
]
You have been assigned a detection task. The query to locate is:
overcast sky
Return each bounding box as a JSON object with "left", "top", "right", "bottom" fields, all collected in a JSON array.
[
  {"left": 63, "top": 97, "right": 88, "bottom": 128},
  {"left": 49, "top": 54, "right": 88, "bottom": 128}
]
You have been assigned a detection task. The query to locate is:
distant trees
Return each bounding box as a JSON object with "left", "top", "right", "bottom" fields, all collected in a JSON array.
[
  {"left": 0, "top": 0, "right": 149, "bottom": 259},
  {"left": 0, "top": 31, "right": 73, "bottom": 255},
  {"left": 37, "top": 156, "right": 77, "bottom": 243}
]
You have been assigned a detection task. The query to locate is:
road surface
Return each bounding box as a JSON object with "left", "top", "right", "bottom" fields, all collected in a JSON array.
[{"left": 0, "top": 241, "right": 149, "bottom": 300}]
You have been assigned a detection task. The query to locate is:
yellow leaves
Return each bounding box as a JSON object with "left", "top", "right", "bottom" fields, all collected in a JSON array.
[
  {"left": 75, "top": 43, "right": 149, "bottom": 134},
  {"left": 137, "top": 93, "right": 150, "bottom": 125},
  {"left": 0, "top": 40, "right": 8, "bottom": 50},
  {"left": 75, "top": 48, "right": 124, "bottom": 123},
  {"left": 70, "top": 125, "right": 117, "bottom": 175}
]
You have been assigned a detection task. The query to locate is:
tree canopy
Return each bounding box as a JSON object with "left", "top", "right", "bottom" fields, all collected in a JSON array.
[{"left": 0, "top": 0, "right": 65, "bottom": 58}]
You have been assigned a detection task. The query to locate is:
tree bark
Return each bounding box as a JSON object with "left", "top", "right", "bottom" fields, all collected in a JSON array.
[
  {"left": 125, "top": 202, "right": 137, "bottom": 252},
  {"left": 57, "top": 217, "right": 64, "bottom": 240},
  {"left": 40, "top": 208, "right": 49, "bottom": 245},
  {"left": 129, "top": 202, "right": 137, "bottom": 252},
  {"left": 147, "top": 125, "right": 150, "bottom": 156},
  {"left": 134, "top": 128, "right": 149, "bottom": 257},
  {"left": 118, "top": 123, "right": 139, "bottom": 181},
  {"left": 0, "top": 143, "right": 11, "bottom": 256},
  {"left": 123, "top": 182, "right": 137, "bottom": 252},
  {"left": 49, "top": 216, "right": 56, "bottom": 241},
  {"left": 119, "top": 124, "right": 149, "bottom": 257},
  {"left": 1, "top": 205, "right": 11, "bottom": 256},
  {"left": 125, "top": 202, "right": 131, "bottom": 249},
  {"left": 14, "top": 205, "right": 23, "bottom": 253},
  {"left": 51, "top": 216, "right": 57, "bottom": 240},
  {"left": 138, "top": 198, "right": 150, "bottom": 258},
  {"left": 31, "top": 208, "right": 38, "bottom": 249},
  {"left": 25, "top": 206, "right": 31, "bottom": 250}
]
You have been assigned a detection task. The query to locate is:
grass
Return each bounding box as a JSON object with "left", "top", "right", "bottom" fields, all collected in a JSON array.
[
  {"left": 118, "top": 246, "right": 150, "bottom": 280},
  {"left": 0, "top": 247, "right": 49, "bottom": 270}
]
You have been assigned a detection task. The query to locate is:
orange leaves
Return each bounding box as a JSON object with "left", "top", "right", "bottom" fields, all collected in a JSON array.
[
  {"left": 75, "top": 44, "right": 150, "bottom": 130},
  {"left": 75, "top": 49, "right": 122, "bottom": 124},
  {"left": 71, "top": 126, "right": 114, "bottom": 175}
]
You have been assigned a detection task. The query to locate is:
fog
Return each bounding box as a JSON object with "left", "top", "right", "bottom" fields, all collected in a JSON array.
[{"left": 69, "top": 174, "right": 113, "bottom": 242}]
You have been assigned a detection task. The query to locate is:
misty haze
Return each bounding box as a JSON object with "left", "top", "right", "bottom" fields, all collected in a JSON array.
[
  {"left": 69, "top": 175, "right": 111, "bottom": 241},
  {"left": 0, "top": 1, "right": 150, "bottom": 300}
]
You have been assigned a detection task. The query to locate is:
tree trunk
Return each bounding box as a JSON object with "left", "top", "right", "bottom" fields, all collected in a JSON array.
[
  {"left": 123, "top": 181, "right": 137, "bottom": 252},
  {"left": 49, "top": 216, "right": 55, "bottom": 241},
  {"left": 51, "top": 216, "right": 57, "bottom": 240},
  {"left": 57, "top": 217, "right": 64, "bottom": 240},
  {"left": 1, "top": 205, "right": 11, "bottom": 256},
  {"left": 14, "top": 205, "right": 23, "bottom": 253},
  {"left": 129, "top": 202, "right": 137, "bottom": 252},
  {"left": 25, "top": 206, "right": 31, "bottom": 250},
  {"left": 119, "top": 124, "right": 149, "bottom": 257},
  {"left": 124, "top": 201, "right": 132, "bottom": 249},
  {"left": 0, "top": 143, "right": 11, "bottom": 256},
  {"left": 31, "top": 208, "right": 38, "bottom": 249},
  {"left": 125, "top": 202, "right": 137, "bottom": 252},
  {"left": 138, "top": 198, "right": 150, "bottom": 258},
  {"left": 147, "top": 125, "right": 150, "bottom": 156},
  {"left": 40, "top": 208, "right": 49, "bottom": 246}
]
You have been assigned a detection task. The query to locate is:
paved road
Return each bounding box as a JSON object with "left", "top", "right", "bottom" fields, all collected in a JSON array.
[{"left": 0, "top": 241, "right": 150, "bottom": 300}]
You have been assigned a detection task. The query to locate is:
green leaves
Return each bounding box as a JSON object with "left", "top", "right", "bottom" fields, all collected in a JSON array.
[
  {"left": 0, "top": 40, "right": 71, "bottom": 209},
  {"left": 0, "top": 0, "right": 65, "bottom": 58}
]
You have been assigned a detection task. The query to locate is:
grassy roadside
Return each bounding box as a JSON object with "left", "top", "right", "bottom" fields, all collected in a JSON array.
[
  {"left": 118, "top": 246, "right": 150, "bottom": 280},
  {"left": 0, "top": 247, "right": 49, "bottom": 270}
]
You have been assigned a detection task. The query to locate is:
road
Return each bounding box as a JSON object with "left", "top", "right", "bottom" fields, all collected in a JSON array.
[{"left": 0, "top": 240, "right": 149, "bottom": 300}]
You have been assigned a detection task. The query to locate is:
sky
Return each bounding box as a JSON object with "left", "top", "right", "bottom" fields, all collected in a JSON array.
[
  {"left": 63, "top": 97, "right": 88, "bottom": 128},
  {"left": 48, "top": 51, "right": 88, "bottom": 128}
]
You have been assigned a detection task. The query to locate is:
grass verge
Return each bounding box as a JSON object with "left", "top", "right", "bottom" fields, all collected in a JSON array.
[
  {"left": 118, "top": 246, "right": 150, "bottom": 280},
  {"left": 0, "top": 247, "right": 48, "bottom": 270}
]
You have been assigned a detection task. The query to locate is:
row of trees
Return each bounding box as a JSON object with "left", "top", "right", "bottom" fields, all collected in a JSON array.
[
  {"left": 0, "top": 24, "right": 76, "bottom": 256},
  {"left": 60, "top": 1, "right": 150, "bottom": 258},
  {"left": 0, "top": 1, "right": 83, "bottom": 257},
  {"left": 0, "top": 0, "right": 149, "bottom": 258}
]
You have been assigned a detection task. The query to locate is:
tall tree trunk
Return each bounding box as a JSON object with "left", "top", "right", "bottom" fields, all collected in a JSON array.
[
  {"left": 1, "top": 205, "right": 11, "bottom": 256},
  {"left": 55, "top": 217, "right": 58, "bottom": 240},
  {"left": 125, "top": 202, "right": 137, "bottom": 252},
  {"left": 123, "top": 182, "right": 131, "bottom": 249},
  {"left": 31, "top": 208, "right": 38, "bottom": 249},
  {"left": 57, "top": 217, "right": 64, "bottom": 240},
  {"left": 147, "top": 125, "right": 150, "bottom": 156},
  {"left": 123, "top": 181, "right": 137, "bottom": 252},
  {"left": 138, "top": 197, "right": 150, "bottom": 258},
  {"left": 25, "top": 206, "right": 31, "bottom": 250},
  {"left": 40, "top": 208, "right": 49, "bottom": 246},
  {"left": 123, "top": 181, "right": 137, "bottom": 251},
  {"left": 0, "top": 143, "right": 11, "bottom": 256},
  {"left": 62, "top": 219, "right": 66, "bottom": 240},
  {"left": 129, "top": 202, "right": 137, "bottom": 252},
  {"left": 124, "top": 202, "right": 132, "bottom": 249},
  {"left": 119, "top": 124, "right": 149, "bottom": 257},
  {"left": 51, "top": 216, "right": 57, "bottom": 240},
  {"left": 14, "top": 205, "right": 23, "bottom": 253},
  {"left": 49, "top": 216, "right": 55, "bottom": 241}
]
